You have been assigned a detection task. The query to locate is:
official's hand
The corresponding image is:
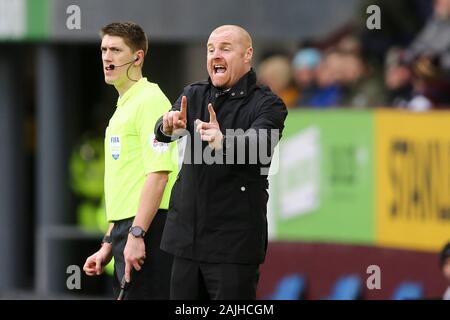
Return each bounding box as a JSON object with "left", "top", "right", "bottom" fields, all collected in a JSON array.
[
  {"left": 195, "top": 103, "right": 223, "bottom": 150},
  {"left": 83, "top": 244, "right": 113, "bottom": 276},
  {"left": 123, "top": 235, "right": 146, "bottom": 282},
  {"left": 162, "top": 95, "right": 187, "bottom": 136}
]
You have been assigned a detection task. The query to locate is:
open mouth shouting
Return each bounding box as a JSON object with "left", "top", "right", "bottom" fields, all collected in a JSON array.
[
  {"left": 214, "top": 64, "right": 227, "bottom": 74},
  {"left": 209, "top": 61, "right": 233, "bottom": 88}
]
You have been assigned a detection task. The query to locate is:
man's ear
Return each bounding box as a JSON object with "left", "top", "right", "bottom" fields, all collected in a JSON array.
[
  {"left": 134, "top": 50, "right": 145, "bottom": 65},
  {"left": 244, "top": 47, "right": 253, "bottom": 64}
]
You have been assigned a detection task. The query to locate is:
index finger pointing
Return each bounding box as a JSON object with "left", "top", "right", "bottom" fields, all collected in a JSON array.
[
  {"left": 180, "top": 96, "right": 187, "bottom": 120},
  {"left": 208, "top": 103, "right": 216, "bottom": 123}
]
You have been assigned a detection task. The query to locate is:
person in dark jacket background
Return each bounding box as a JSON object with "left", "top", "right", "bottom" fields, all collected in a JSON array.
[{"left": 154, "top": 25, "right": 287, "bottom": 300}]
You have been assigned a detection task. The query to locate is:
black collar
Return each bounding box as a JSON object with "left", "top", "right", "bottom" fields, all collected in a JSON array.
[{"left": 209, "top": 68, "right": 256, "bottom": 100}]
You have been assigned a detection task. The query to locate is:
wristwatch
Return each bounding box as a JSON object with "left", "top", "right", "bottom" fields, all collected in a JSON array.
[
  {"left": 102, "top": 234, "right": 112, "bottom": 245},
  {"left": 129, "top": 226, "right": 146, "bottom": 238}
]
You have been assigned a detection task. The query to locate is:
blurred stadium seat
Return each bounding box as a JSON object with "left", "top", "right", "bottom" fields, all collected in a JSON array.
[
  {"left": 325, "top": 274, "right": 363, "bottom": 300},
  {"left": 267, "top": 273, "right": 306, "bottom": 300},
  {"left": 392, "top": 281, "right": 424, "bottom": 300}
]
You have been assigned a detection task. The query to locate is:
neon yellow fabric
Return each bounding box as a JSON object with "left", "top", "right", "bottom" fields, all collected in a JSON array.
[{"left": 104, "top": 78, "right": 178, "bottom": 222}]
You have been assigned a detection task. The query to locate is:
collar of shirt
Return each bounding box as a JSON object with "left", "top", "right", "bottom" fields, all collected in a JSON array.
[{"left": 116, "top": 77, "right": 147, "bottom": 108}]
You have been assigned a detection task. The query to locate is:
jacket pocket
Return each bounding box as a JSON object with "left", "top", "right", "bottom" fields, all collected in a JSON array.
[{"left": 206, "top": 177, "right": 254, "bottom": 231}]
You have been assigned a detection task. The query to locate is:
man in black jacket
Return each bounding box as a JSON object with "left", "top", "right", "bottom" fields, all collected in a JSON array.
[{"left": 154, "top": 25, "right": 287, "bottom": 299}]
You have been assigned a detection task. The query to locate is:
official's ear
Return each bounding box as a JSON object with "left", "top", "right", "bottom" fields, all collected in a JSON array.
[{"left": 134, "top": 50, "right": 145, "bottom": 65}]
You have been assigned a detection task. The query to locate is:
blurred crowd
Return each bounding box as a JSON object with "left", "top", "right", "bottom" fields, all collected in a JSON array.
[{"left": 257, "top": 0, "right": 450, "bottom": 111}]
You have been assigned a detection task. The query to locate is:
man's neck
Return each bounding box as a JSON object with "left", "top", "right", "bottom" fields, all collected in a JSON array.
[{"left": 115, "top": 72, "right": 143, "bottom": 97}]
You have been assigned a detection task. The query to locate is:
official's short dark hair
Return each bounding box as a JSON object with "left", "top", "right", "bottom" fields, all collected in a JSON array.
[
  {"left": 440, "top": 242, "right": 450, "bottom": 267},
  {"left": 100, "top": 22, "right": 148, "bottom": 56}
]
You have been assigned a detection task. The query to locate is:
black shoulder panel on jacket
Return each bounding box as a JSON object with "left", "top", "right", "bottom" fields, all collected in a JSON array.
[
  {"left": 256, "top": 83, "right": 275, "bottom": 96},
  {"left": 189, "top": 79, "right": 209, "bottom": 87}
]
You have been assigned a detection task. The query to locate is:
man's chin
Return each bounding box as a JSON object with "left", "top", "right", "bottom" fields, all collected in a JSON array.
[
  {"left": 104, "top": 77, "right": 115, "bottom": 85},
  {"left": 211, "top": 79, "right": 227, "bottom": 89}
]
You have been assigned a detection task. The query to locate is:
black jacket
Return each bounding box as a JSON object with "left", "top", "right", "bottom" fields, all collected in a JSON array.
[{"left": 154, "top": 69, "right": 287, "bottom": 264}]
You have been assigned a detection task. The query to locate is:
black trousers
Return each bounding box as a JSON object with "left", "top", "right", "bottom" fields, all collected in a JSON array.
[
  {"left": 110, "top": 209, "right": 173, "bottom": 300},
  {"left": 170, "top": 256, "right": 260, "bottom": 300}
]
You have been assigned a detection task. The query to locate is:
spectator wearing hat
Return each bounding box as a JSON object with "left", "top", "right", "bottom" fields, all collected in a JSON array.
[{"left": 291, "top": 48, "right": 322, "bottom": 107}]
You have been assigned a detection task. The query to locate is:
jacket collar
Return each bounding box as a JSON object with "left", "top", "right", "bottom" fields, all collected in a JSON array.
[{"left": 209, "top": 68, "right": 256, "bottom": 100}]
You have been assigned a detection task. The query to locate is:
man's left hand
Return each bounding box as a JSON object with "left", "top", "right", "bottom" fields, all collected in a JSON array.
[{"left": 195, "top": 103, "right": 223, "bottom": 150}]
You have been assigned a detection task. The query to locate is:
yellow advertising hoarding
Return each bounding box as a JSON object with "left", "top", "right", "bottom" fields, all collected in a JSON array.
[{"left": 375, "top": 110, "right": 450, "bottom": 252}]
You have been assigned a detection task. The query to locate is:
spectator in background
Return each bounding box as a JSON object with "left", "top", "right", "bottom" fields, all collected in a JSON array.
[
  {"left": 440, "top": 242, "right": 450, "bottom": 300},
  {"left": 258, "top": 55, "right": 299, "bottom": 108},
  {"left": 291, "top": 48, "right": 322, "bottom": 107},
  {"left": 408, "top": 54, "right": 450, "bottom": 110},
  {"left": 339, "top": 51, "right": 386, "bottom": 108},
  {"left": 384, "top": 47, "right": 414, "bottom": 107},
  {"left": 337, "top": 35, "right": 362, "bottom": 55},
  {"left": 303, "top": 50, "right": 343, "bottom": 108},
  {"left": 383, "top": 47, "right": 450, "bottom": 111},
  {"left": 401, "top": 0, "right": 450, "bottom": 109},
  {"left": 406, "top": 0, "right": 450, "bottom": 75}
]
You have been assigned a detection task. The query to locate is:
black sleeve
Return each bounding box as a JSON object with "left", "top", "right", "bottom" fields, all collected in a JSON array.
[
  {"left": 222, "top": 94, "right": 288, "bottom": 166},
  {"left": 154, "top": 86, "right": 191, "bottom": 143}
]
